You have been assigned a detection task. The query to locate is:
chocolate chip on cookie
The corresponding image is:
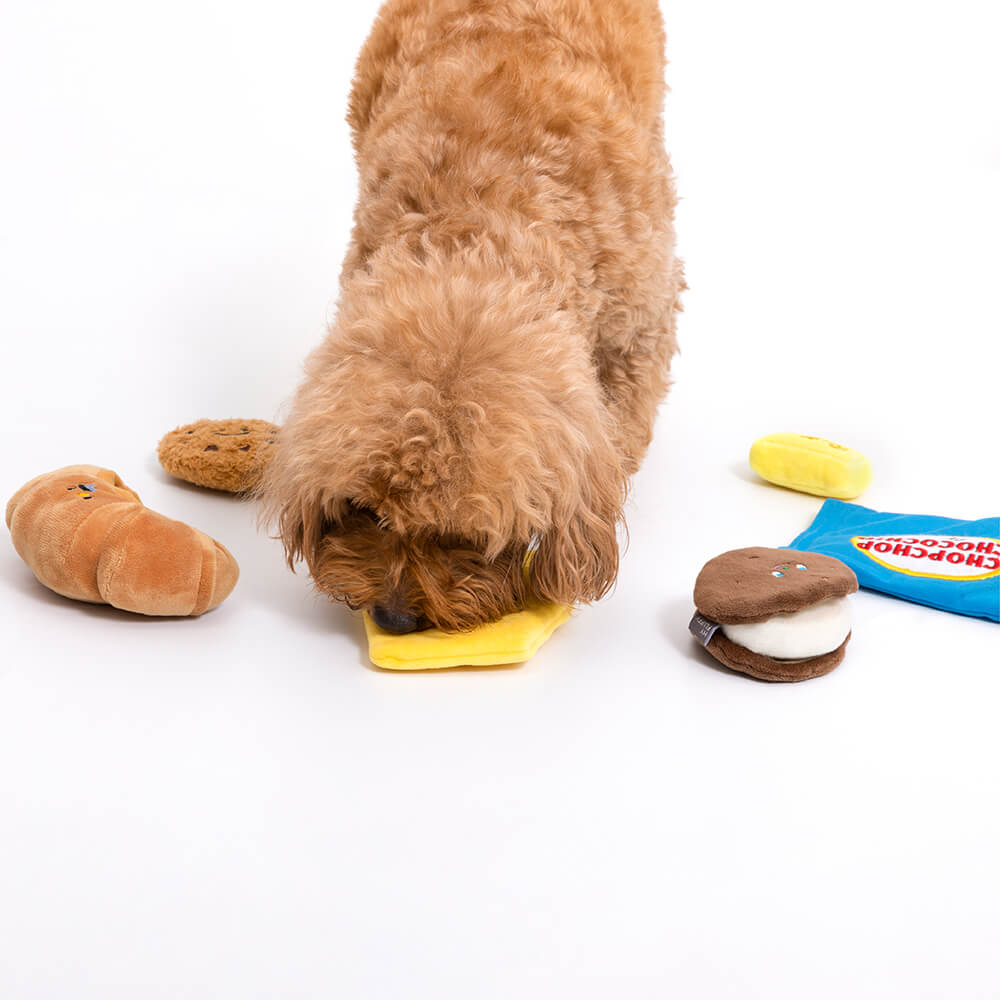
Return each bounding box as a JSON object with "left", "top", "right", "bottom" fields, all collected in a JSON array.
[{"left": 157, "top": 419, "right": 279, "bottom": 493}]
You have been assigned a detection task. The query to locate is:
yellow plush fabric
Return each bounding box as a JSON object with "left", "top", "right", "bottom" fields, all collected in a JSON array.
[
  {"left": 364, "top": 601, "right": 571, "bottom": 670},
  {"left": 749, "top": 433, "right": 873, "bottom": 500},
  {"left": 6, "top": 465, "right": 239, "bottom": 616}
]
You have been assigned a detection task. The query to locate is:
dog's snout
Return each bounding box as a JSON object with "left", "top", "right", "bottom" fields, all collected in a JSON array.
[{"left": 371, "top": 603, "right": 420, "bottom": 634}]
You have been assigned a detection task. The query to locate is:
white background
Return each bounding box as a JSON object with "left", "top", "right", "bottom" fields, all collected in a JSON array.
[{"left": 1, "top": 1, "right": 998, "bottom": 996}]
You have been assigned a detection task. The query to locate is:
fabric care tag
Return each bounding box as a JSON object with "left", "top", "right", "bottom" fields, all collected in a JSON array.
[{"left": 689, "top": 612, "right": 721, "bottom": 646}]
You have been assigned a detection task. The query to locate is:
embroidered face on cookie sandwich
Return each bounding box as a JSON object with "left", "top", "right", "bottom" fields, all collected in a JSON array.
[{"left": 691, "top": 547, "right": 858, "bottom": 682}]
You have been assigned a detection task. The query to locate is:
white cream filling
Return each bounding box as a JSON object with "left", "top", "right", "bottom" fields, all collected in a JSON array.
[{"left": 721, "top": 597, "right": 852, "bottom": 660}]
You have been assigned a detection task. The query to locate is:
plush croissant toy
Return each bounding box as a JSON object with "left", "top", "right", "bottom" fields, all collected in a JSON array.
[{"left": 6, "top": 465, "right": 238, "bottom": 616}]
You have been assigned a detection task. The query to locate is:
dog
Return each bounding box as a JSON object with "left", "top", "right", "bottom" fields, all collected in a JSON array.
[{"left": 261, "top": 0, "right": 684, "bottom": 633}]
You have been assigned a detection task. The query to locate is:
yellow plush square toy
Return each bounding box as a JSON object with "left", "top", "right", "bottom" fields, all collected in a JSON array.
[
  {"left": 363, "top": 601, "right": 571, "bottom": 671},
  {"left": 362, "top": 539, "right": 570, "bottom": 670}
]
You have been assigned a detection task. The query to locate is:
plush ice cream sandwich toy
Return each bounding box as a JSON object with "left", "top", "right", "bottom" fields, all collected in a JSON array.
[
  {"left": 6, "top": 465, "right": 239, "bottom": 616},
  {"left": 691, "top": 547, "right": 858, "bottom": 681}
]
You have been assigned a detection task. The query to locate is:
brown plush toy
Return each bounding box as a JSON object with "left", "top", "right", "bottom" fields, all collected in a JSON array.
[
  {"left": 6, "top": 465, "right": 239, "bottom": 616},
  {"left": 157, "top": 419, "right": 279, "bottom": 493},
  {"left": 691, "top": 547, "right": 858, "bottom": 682}
]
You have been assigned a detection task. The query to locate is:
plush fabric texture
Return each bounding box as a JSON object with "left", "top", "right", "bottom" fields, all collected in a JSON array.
[
  {"left": 364, "top": 600, "right": 570, "bottom": 670},
  {"left": 694, "top": 547, "right": 858, "bottom": 625},
  {"left": 6, "top": 465, "right": 239, "bottom": 616},
  {"left": 749, "top": 433, "right": 873, "bottom": 500},
  {"left": 256, "top": 0, "right": 685, "bottom": 633},
  {"left": 790, "top": 499, "right": 1000, "bottom": 623},
  {"left": 720, "top": 596, "right": 852, "bottom": 659},
  {"left": 705, "top": 631, "right": 851, "bottom": 683},
  {"left": 158, "top": 419, "right": 279, "bottom": 493}
]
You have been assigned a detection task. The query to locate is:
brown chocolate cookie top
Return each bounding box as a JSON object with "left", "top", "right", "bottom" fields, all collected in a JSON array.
[
  {"left": 157, "top": 418, "right": 279, "bottom": 493},
  {"left": 694, "top": 547, "right": 857, "bottom": 625}
]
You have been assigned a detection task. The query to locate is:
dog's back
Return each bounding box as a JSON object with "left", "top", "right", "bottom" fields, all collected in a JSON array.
[
  {"left": 349, "top": 0, "right": 667, "bottom": 144},
  {"left": 342, "top": 0, "right": 682, "bottom": 462},
  {"left": 264, "top": 0, "right": 682, "bottom": 629}
]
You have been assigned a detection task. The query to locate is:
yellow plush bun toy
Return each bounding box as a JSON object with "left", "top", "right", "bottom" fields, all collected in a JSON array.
[
  {"left": 749, "top": 433, "right": 873, "bottom": 500},
  {"left": 6, "top": 465, "right": 239, "bottom": 616}
]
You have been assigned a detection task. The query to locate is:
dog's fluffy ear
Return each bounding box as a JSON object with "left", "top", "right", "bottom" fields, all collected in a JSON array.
[
  {"left": 255, "top": 319, "right": 380, "bottom": 570},
  {"left": 256, "top": 442, "right": 334, "bottom": 572},
  {"left": 529, "top": 423, "right": 628, "bottom": 607},
  {"left": 255, "top": 399, "right": 353, "bottom": 574}
]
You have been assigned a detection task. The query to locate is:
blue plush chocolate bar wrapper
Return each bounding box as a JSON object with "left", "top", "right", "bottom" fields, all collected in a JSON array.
[{"left": 790, "top": 500, "right": 1000, "bottom": 623}]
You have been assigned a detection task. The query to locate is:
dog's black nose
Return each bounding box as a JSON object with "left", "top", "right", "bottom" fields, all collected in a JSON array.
[{"left": 371, "top": 603, "right": 420, "bottom": 634}]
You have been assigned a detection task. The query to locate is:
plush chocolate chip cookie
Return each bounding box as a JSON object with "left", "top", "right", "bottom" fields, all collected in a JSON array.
[
  {"left": 691, "top": 547, "right": 859, "bottom": 682},
  {"left": 157, "top": 419, "right": 279, "bottom": 493}
]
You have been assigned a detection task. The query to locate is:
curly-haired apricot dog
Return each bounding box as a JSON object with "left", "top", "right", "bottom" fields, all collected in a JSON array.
[{"left": 262, "top": 0, "right": 684, "bottom": 633}]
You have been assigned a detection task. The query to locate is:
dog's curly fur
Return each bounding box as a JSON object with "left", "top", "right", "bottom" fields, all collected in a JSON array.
[{"left": 261, "top": 0, "right": 684, "bottom": 632}]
